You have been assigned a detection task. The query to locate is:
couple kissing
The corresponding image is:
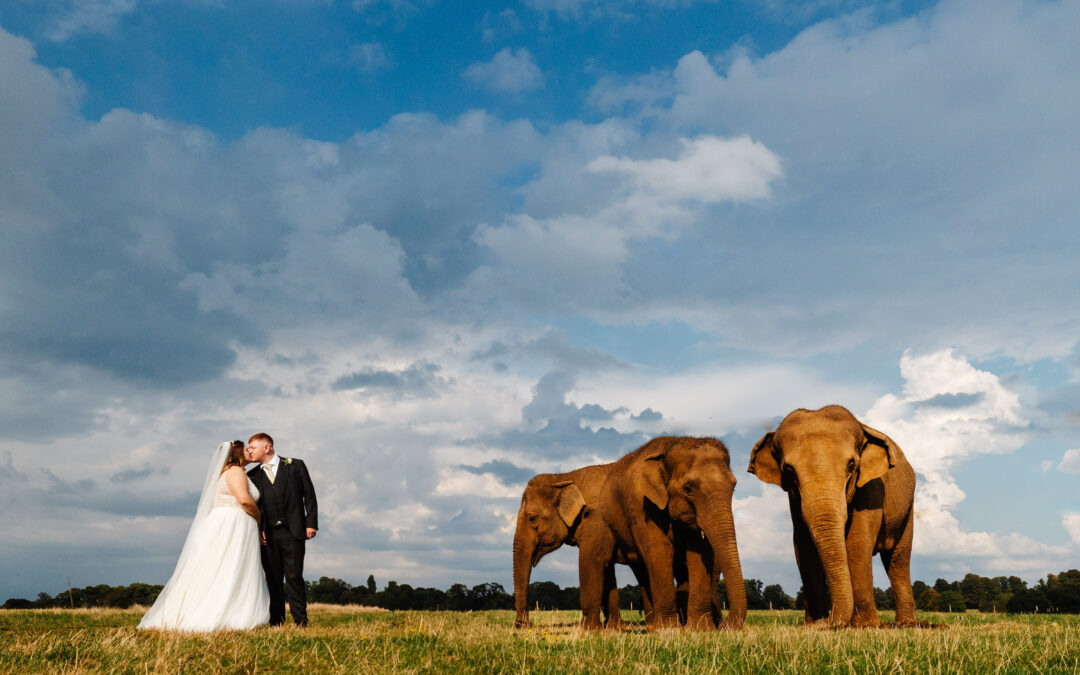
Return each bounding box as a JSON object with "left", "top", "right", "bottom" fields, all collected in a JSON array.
[{"left": 138, "top": 433, "right": 318, "bottom": 632}]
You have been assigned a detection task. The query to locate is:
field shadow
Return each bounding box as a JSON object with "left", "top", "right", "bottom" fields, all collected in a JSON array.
[
  {"left": 535, "top": 620, "right": 650, "bottom": 635},
  {"left": 878, "top": 620, "right": 947, "bottom": 630}
]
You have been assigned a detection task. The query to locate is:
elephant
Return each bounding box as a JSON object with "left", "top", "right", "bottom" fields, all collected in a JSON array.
[
  {"left": 747, "top": 405, "right": 919, "bottom": 627},
  {"left": 597, "top": 436, "right": 747, "bottom": 630},
  {"left": 512, "top": 463, "right": 629, "bottom": 630}
]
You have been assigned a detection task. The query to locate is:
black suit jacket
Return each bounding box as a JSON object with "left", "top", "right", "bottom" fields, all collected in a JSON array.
[{"left": 248, "top": 457, "right": 318, "bottom": 541}]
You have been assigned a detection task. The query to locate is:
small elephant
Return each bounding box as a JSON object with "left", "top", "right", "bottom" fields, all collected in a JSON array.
[
  {"left": 748, "top": 405, "right": 918, "bottom": 627},
  {"left": 599, "top": 437, "right": 747, "bottom": 629},
  {"left": 512, "top": 464, "right": 628, "bottom": 629}
]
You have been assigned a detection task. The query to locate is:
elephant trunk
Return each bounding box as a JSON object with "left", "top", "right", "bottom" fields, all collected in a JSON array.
[
  {"left": 801, "top": 485, "right": 853, "bottom": 626},
  {"left": 512, "top": 527, "right": 536, "bottom": 628},
  {"left": 698, "top": 495, "right": 747, "bottom": 628}
]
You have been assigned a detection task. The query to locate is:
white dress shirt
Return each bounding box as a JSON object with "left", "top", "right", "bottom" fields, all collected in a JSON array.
[{"left": 263, "top": 453, "right": 281, "bottom": 482}]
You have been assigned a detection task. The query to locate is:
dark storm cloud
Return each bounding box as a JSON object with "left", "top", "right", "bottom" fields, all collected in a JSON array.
[
  {"left": 331, "top": 362, "right": 448, "bottom": 398},
  {"left": 470, "top": 331, "right": 627, "bottom": 374},
  {"left": 464, "top": 370, "right": 647, "bottom": 461},
  {"left": 339, "top": 112, "right": 542, "bottom": 295},
  {"left": 0, "top": 368, "right": 105, "bottom": 441},
  {"left": 443, "top": 506, "right": 505, "bottom": 537},
  {"left": 632, "top": 407, "right": 663, "bottom": 422},
  {"left": 0, "top": 248, "right": 246, "bottom": 383},
  {"left": 523, "top": 332, "right": 626, "bottom": 372},
  {"left": 457, "top": 459, "right": 536, "bottom": 485},
  {"left": 520, "top": 370, "right": 577, "bottom": 423},
  {"left": 111, "top": 467, "right": 154, "bottom": 483},
  {"left": 31, "top": 468, "right": 197, "bottom": 516},
  {"left": 579, "top": 403, "right": 626, "bottom": 420},
  {"left": 41, "top": 468, "right": 95, "bottom": 494},
  {"left": 479, "top": 419, "right": 645, "bottom": 461},
  {"left": 917, "top": 393, "right": 985, "bottom": 409},
  {"left": 0, "top": 38, "right": 300, "bottom": 388},
  {"left": 0, "top": 31, "right": 543, "bottom": 394},
  {"left": 81, "top": 490, "right": 197, "bottom": 518},
  {"left": 111, "top": 464, "right": 170, "bottom": 484},
  {"left": 0, "top": 53, "right": 276, "bottom": 386},
  {"left": 0, "top": 452, "right": 27, "bottom": 481},
  {"left": 1035, "top": 383, "right": 1080, "bottom": 428}
]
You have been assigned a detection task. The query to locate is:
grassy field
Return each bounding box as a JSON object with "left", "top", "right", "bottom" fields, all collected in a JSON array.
[{"left": 2, "top": 605, "right": 1078, "bottom": 673}]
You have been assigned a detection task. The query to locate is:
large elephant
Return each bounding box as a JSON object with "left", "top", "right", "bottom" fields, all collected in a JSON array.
[
  {"left": 598, "top": 436, "right": 747, "bottom": 630},
  {"left": 512, "top": 464, "right": 628, "bottom": 629},
  {"left": 747, "top": 405, "right": 919, "bottom": 627}
]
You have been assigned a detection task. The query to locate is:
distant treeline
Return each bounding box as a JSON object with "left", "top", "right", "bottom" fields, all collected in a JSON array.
[
  {"left": 5, "top": 570, "right": 1078, "bottom": 614},
  {"left": 910, "top": 571, "right": 1080, "bottom": 614},
  {"left": 2, "top": 583, "right": 164, "bottom": 610}
]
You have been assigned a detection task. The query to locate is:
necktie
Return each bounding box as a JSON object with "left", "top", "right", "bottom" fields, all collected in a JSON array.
[{"left": 264, "top": 464, "right": 275, "bottom": 484}]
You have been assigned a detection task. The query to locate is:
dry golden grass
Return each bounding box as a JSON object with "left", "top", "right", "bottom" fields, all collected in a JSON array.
[
  {"left": 306, "top": 603, "right": 388, "bottom": 613},
  {"left": 0, "top": 607, "right": 1077, "bottom": 673}
]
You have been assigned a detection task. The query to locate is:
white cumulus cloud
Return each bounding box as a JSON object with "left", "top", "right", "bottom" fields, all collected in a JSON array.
[
  {"left": 433, "top": 469, "right": 520, "bottom": 499},
  {"left": 347, "top": 42, "right": 392, "bottom": 73},
  {"left": 1057, "top": 449, "right": 1080, "bottom": 474},
  {"left": 588, "top": 135, "right": 782, "bottom": 204},
  {"left": 467, "top": 133, "right": 782, "bottom": 314},
  {"left": 1064, "top": 513, "right": 1080, "bottom": 546},
  {"left": 46, "top": 0, "right": 138, "bottom": 42},
  {"left": 463, "top": 47, "right": 544, "bottom": 93},
  {"left": 862, "top": 349, "right": 1068, "bottom": 566}
]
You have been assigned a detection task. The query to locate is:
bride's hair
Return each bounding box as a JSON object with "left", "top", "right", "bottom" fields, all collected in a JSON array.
[{"left": 221, "top": 440, "right": 247, "bottom": 473}]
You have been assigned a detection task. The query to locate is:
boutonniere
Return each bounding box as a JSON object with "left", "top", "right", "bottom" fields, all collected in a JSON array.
[{"left": 282, "top": 457, "right": 292, "bottom": 466}]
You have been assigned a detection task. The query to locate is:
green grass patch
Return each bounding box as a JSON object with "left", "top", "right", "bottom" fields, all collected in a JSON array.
[{"left": 1, "top": 606, "right": 1077, "bottom": 673}]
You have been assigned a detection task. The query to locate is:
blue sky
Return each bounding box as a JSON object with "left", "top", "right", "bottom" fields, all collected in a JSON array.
[
  {"left": 1, "top": 0, "right": 1078, "bottom": 604},
  {"left": 0, "top": 0, "right": 937, "bottom": 139}
]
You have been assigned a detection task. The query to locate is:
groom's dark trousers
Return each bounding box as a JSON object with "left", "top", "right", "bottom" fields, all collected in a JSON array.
[
  {"left": 263, "top": 526, "right": 307, "bottom": 626},
  {"left": 249, "top": 458, "right": 318, "bottom": 627}
]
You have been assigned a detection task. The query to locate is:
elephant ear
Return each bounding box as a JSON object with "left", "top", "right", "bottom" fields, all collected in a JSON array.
[
  {"left": 747, "top": 432, "right": 782, "bottom": 486},
  {"left": 639, "top": 448, "right": 670, "bottom": 510},
  {"left": 857, "top": 423, "right": 899, "bottom": 487},
  {"left": 552, "top": 482, "right": 586, "bottom": 527}
]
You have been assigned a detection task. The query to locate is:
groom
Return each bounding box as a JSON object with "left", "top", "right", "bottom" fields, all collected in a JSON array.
[{"left": 246, "top": 433, "right": 318, "bottom": 627}]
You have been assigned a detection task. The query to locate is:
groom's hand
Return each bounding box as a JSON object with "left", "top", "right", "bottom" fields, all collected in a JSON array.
[
  {"left": 261, "top": 531, "right": 267, "bottom": 546},
  {"left": 306, "top": 528, "right": 317, "bottom": 540}
]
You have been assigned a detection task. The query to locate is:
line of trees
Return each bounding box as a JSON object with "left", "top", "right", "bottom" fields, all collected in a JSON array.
[
  {"left": 5, "top": 569, "right": 1078, "bottom": 614},
  {"left": 910, "top": 571, "right": 1080, "bottom": 614},
  {"left": 1, "top": 583, "right": 164, "bottom": 610}
]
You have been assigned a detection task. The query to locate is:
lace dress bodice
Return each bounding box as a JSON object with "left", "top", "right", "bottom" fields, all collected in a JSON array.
[{"left": 213, "top": 472, "right": 260, "bottom": 509}]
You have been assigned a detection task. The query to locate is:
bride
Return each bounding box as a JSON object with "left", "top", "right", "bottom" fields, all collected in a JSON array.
[{"left": 138, "top": 440, "right": 270, "bottom": 631}]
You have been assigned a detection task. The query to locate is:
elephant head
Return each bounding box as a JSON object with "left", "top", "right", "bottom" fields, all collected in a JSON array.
[
  {"left": 512, "top": 475, "right": 586, "bottom": 628},
  {"left": 638, "top": 437, "right": 748, "bottom": 628},
  {"left": 747, "top": 405, "right": 898, "bottom": 626}
]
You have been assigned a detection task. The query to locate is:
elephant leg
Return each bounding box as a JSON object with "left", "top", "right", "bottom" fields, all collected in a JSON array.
[
  {"left": 845, "top": 512, "right": 880, "bottom": 628},
  {"left": 791, "top": 502, "right": 828, "bottom": 624},
  {"left": 683, "top": 535, "right": 717, "bottom": 630},
  {"left": 601, "top": 564, "right": 624, "bottom": 629},
  {"left": 630, "top": 561, "right": 652, "bottom": 620},
  {"left": 882, "top": 511, "right": 921, "bottom": 626},
  {"left": 643, "top": 553, "right": 679, "bottom": 628},
  {"left": 578, "top": 548, "right": 606, "bottom": 630},
  {"left": 673, "top": 536, "right": 689, "bottom": 625}
]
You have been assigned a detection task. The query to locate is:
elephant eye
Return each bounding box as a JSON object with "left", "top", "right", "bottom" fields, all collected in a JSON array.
[
  {"left": 682, "top": 482, "right": 695, "bottom": 495},
  {"left": 847, "top": 459, "right": 856, "bottom": 474},
  {"left": 781, "top": 464, "right": 797, "bottom": 486},
  {"left": 528, "top": 514, "right": 539, "bottom": 523}
]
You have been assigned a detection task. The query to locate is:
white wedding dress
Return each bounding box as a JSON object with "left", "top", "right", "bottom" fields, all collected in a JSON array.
[{"left": 139, "top": 456, "right": 270, "bottom": 632}]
